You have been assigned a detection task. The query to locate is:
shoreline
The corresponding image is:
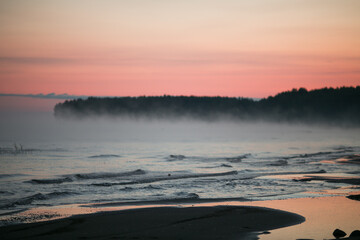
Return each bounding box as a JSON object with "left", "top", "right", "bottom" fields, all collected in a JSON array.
[
  {"left": 0, "top": 195, "right": 359, "bottom": 239},
  {"left": 0, "top": 205, "right": 304, "bottom": 240}
]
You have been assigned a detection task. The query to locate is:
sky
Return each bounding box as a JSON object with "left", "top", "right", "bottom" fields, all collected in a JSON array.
[{"left": 0, "top": 0, "right": 360, "bottom": 111}]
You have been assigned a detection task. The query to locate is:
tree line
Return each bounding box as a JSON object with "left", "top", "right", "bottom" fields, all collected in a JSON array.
[{"left": 54, "top": 86, "right": 360, "bottom": 125}]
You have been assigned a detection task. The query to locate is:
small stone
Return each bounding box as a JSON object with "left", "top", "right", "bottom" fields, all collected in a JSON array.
[
  {"left": 333, "top": 229, "right": 347, "bottom": 238},
  {"left": 350, "top": 230, "right": 360, "bottom": 238},
  {"left": 347, "top": 194, "right": 360, "bottom": 201}
]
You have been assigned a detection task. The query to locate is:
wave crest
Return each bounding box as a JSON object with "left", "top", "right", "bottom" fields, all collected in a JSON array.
[
  {"left": 92, "top": 170, "right": 238, "bottom": 187},
  {"left": 28, "top": 169, "right": 146, "bottom": 184},
  {"left": 0, "top": 191, "right": 74, "bottom": 209}
]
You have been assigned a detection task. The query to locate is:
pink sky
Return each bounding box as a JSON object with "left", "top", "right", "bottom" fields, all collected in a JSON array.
[{"left": 0, "top": 0, "right": 359, "bottom": 111}]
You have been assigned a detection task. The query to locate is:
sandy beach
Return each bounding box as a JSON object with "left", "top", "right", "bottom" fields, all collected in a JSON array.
[
  {"left": 0, "top": 205, "right": 304, "bottom": 240},
  {"left": 2, "top": 194, "right": 360, "bottom": 240},
  {"left": 1, "top": 0, "right": 360, "bottom": 238}
]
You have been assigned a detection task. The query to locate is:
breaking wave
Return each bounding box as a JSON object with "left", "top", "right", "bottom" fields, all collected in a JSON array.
[
  {"left": 27, "top": 177, "right": 73, "bottom": 184},
  {"left": 72, "top": 169, "right": 145, "bottom": 179},
  {"left": 91, "top": 170, "right": 238, "bottom": 187},
  {"left": 0, "top": 191, "right": 75, "bottom": 209},
  {"left": 27, "top": 169, "right": 146, "bottom": 184}
]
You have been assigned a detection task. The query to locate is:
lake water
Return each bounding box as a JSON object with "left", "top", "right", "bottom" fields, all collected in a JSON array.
[{"left": 0, "top": 112, "right": 359, "bottom": 226}]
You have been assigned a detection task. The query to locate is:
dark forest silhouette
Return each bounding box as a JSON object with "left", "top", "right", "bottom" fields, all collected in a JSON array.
[{"left": 54, "top": 86, "right": 360, "bottom": 125}]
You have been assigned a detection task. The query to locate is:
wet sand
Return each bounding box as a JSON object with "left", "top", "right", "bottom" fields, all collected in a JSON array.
[
  {"left": 246, "top": 196, "right": 360, "bottom": 240},
  {"left": 1, "top": 190, "right": 360, "bottom": 240},
  {"left": 0, "top": 205, "right": 304, "bottom": 240}
]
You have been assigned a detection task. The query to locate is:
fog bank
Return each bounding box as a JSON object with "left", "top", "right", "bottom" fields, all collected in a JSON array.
[{"left": 1, "top": 112, "right": 359, "bottom": 146}]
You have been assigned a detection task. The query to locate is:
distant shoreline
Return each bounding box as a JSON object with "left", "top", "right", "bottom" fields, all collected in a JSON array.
[{"left": 54, "top": 86, "right": 360, "bottom": 126}]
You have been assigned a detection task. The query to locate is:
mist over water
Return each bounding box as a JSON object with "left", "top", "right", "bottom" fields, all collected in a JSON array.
[
  {"left": 1, "top": 111, "right": 359, "bottom": 143},
  {"left": 0, "top": 111, "right": 360, "bottom": 225}
]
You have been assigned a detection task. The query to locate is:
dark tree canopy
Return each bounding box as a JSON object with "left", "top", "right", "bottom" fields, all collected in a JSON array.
[{"left": 54, "top": 86, "right": 360, "bottom": 125}]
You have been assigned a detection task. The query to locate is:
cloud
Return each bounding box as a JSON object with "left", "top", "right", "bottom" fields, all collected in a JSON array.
[
  {"left": 0, "top": 57, "right": 73, "bottom": 65},
  {"left": 0, "top": 93, "right": 87, "bottom": 100},
  {"left": 2, "top": 51, "right": 360, "bottom": 69}
]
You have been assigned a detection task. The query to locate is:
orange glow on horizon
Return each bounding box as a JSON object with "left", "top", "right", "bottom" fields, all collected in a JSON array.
[{"left": 0, "top": 0, "right": 359, "bottom": 105}]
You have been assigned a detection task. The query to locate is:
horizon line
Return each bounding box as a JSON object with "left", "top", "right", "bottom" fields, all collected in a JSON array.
[{"left": 1, "top": 85, "right": 358, "bottom": 100}]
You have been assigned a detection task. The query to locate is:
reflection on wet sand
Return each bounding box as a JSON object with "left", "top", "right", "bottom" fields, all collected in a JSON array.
[{"left": 246, "top": 196, "right": 360, "bottom": 240}]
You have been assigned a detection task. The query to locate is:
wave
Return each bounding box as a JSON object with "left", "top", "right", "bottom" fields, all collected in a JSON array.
[
  {"left": 202, "top": 163, "right": 233, "bottom": 169},
  {"left": 28, "top": 169, "right": 146, "bottom": 184},
  {"left": 142, "top": 185, "right": 163, "bottom": 190},
  {"left": 119, "top": 185, "right": 163, "bottom": 191},
  {"left": 92, "top": 170, "right": 238, "bottom": 187},
  {"left": 269, "top": 159, "right": 288, "bottom": 166},
  {"left": 223, "top": 154, "right": 250, "bottom": 163},
  {"left": 90, "top": 182, "right": 113, "bottom": 187},
  {"left": 88, "top": 154, "right": 121, "bottom": 158},
  {"left": 332, "top": 146, "right": 354, "bottom": 152},
  {"left": 72, "top": 169, "right": 145, "bottom": 180},
  {"left": 88, "top": 197, "right": 250, "bottom": 207},
  {"left": 295, "top": 151, "right": 333, "bottom": 158},
  {"left": 0, "top": 191, "right": 13, "bottom": 195},
  {"left": 167, "top": 155, "right": 186, "bottom": 161},
  {"left": 27, "top": 177, "right": 73, "bottom": 184},
  {"left": 0, "top": 191, "right": 74, "bottom": 209},
  {"left": 167, "top": 154, "right": 251, "bottom": 163},
  {"left": 0, "top": 174, "right": 28, "bottom": 179},
  {"left": 264, "top": 149, "right": 356, "bottom": 165},
  {"left": 287, "top": 149, "right": 354, "bottom": 160},
  {"left": 175, "top": 192, "right": 200, "bottom": 199},
  {"left": 221, "top": 164, "right": 233, "bottom": 168}
]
